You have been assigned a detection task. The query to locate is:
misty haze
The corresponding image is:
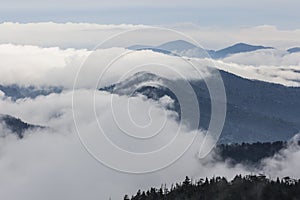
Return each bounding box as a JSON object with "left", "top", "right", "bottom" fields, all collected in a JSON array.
[{"left": 0, "top": 1, "right": 300, "bottom": 200}]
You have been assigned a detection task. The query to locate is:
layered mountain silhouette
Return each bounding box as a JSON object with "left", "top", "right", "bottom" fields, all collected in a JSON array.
[
  {"left": 128, "top": 40, "right": 275, "bottom": 59},
  {"left": 127, "top": 40, "right": 300, "bottom": 59},
  {"left": 100, "top": 71, "right": 300, "bottom": 143}
]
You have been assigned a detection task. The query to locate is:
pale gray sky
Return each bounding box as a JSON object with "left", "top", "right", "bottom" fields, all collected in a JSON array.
[{"left": 0, "top": 0, "right": 299, "bottom": 28}]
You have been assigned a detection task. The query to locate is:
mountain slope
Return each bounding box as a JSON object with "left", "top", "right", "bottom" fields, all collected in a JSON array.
[
  {"left": 127, "top": 175, "right": 300, "bottom": 200},
  {"left": 100, "top": 71, "right": 300, "bottom": 143},
  {"left": 215, "top": 141, "right": 294, "bottom": 165},
  {"left": 0, "top": 84, "right": 62, "bottom": 101},
  {"left": 100, "top": 72, "right": 180, "bottom": 115},
  {"left": 212, "top": 43, "right": 273, "bottom": 58},
  {"left": 0, "top": 114, "right": 43, "bottom": 138},
  {"left": 287, "top": 47, "right": 300, "bottom": 53}
]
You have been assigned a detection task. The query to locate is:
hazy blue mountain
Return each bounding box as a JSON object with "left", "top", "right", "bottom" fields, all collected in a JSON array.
[
  {"left": 128, "top": 40, "right": 274, "bottom": 59},
  {"left": 0, "top": 114, "right": 44, "bottom": 138},
  {"left": 0, "top": 84, "right": 62, "bottom": 101},
  {"left": 100, "top": 71, "right": 300, "bottom": 144},
  {"left": 128, "top": 40, "right": 199, "bottom": 52},
  {"left": 212, "top": 43, "right": 273, "bottom": 58},
  {"left": 128, "top": 40, "right": 210, "bottom": 58},
  {"left": 157, "top": 40, "right": 198, "bottom": 52},
  {"left": 287, "top": 47, "right": 300, "bottom": 53},
  {"left": 127, "top": 44, "right": 153, "bottom": 50}
]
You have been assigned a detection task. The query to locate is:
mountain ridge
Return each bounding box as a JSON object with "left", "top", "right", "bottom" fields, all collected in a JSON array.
[
  {"left": 100, "top": 70, "right": 300, "bottom": 143},
  {"left": 0, "top": 84, "right": 62, "bottom": 101},
  {"left": 287, "top": 47, "right": 300, "bottom": 53},
  {"left": 128, "top": 40, "right": 276, "bottom": 58},
  {"left": 0, "top": 114, "right": 44, "bottom": 138}
]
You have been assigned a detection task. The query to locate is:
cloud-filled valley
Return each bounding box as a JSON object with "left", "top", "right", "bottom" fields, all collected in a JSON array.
[
  {"left": 1, "top": 90, "right": 300, "bottom": 199},
  {"left": 0, "top": 23, "right": 300, "bottom": 200}
]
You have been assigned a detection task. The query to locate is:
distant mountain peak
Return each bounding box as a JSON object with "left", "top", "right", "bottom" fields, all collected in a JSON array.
[
  {"left": 127, "top": 40, "right": 278, "bottom": 59},
  {"left": 235, "top": 42, "right": 255, "bottom": 46},
  {"left": 161, "top": 39, "right": 197, "bottom": 46},
  {"left": 213, "top": 43, "right": 274, "bottom": 58},
  {"left": 287, "top": 47, "right": 300, "bottom": 54},
  {"left": 119, "top": 71, "right": 163, "bottom": 85},
  {"left": 158, "top": 40, "right": 199, "bottom": 52},
  {"left": 100, "top": 71, "right": 165, "bottom": 93},
  {"left": 131, "top": 71, "right": 160, "bottom": 78}
]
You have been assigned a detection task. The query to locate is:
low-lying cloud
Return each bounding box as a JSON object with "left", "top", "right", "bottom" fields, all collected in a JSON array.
[
  {"left": 0, "top": 88, "right": 300, "bottom": 199},
  {"left": 0, "top": 89, "right": 227, "bottom": 199},
  {"left": 0, "top": 44, "right": 299, "bottom": 88}
]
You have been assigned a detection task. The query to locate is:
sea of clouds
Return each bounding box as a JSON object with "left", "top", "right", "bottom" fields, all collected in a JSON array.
[{"left": 0, "top": 23, "right": 300, "bottom": 200}]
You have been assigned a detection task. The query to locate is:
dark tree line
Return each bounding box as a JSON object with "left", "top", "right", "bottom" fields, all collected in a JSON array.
[
  {"left": 215, "top": 141, "right": 300, "bottom": 165},
  {"left": 125, "top": 175, "right": 300, "bottom": 200}
]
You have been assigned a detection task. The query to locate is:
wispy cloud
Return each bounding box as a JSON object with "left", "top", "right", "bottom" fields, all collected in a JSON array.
[{"left": 1, "top": 23, "right": 300, "bottom": 49}]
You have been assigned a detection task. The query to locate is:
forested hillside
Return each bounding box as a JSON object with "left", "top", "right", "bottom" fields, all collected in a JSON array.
[{"left": 126, "top": 175, "right": 300, "bottom": 200}]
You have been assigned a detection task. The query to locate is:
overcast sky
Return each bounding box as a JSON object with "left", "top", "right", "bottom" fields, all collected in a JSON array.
[{"left": 1, "top": 0, "right": 300, "bottom": 29}]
